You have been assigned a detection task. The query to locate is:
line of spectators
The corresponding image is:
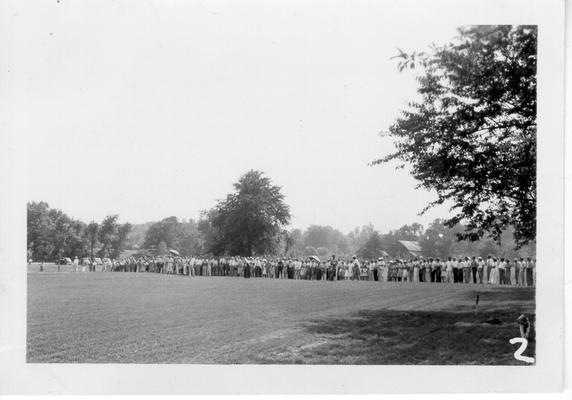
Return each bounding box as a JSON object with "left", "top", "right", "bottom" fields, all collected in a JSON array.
[{"left": 76, "top": 254, "right": 536, "bottom": 286}]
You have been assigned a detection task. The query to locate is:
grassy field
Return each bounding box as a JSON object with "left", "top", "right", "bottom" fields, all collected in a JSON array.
[{"left": 27, "top": 272, "right": 535, "bottom": 364}]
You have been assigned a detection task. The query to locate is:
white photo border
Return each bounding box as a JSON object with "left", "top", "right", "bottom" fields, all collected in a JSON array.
[{"left": 0, "top": 0, "right": 565, "bottom": 394}]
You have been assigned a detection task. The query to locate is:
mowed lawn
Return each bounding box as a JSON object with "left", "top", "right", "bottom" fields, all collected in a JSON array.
[{"left": 27, "top": 272, "right": 535, "bottom": 364}]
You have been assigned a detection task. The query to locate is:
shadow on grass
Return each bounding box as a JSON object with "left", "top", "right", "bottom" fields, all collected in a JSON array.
[
  {"left": 255, "top": 288, "right": 536, "bottom": 365},
  {"left": 291, "top": 304, "right": 536, "bottom": 365},
  {"left": 460, "top": 286, "right": 536, "bottom": 304}
]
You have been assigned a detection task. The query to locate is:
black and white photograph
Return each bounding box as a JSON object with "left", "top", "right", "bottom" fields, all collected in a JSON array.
[{"left": 0, "top": 0, "right": 566, "bottom": 395}]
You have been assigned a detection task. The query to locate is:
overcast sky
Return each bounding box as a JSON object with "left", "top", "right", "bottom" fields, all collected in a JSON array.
[{"left": 9, "top": 0, "right": 464, "bottom": 233}]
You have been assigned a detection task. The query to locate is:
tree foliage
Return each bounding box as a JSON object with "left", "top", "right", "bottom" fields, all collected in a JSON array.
[
  {"left": 27, "top": 202, "right": 130, "bottom": 261},
  {"left": 303, "top": 225, "right": 347, "bottom": 253},
  {"left": 27, "top": 202, "right": 86, "bottom": 261},
  {"left": 84, "top": 221, "right": 99, "bottom": 259},
  {"left": 27, "top": 202, "right": 534, "bottom": 261},
  {"left": 97, "top": 215, "right": 132, "bottom": 259},
  {"left": 204, "top": 170, "right": 291, "bottom": 256},
  {"left": 357, "top": 231, "right": 384, "bottom": 259},
  {"left": 373, "top": 26, "right": 537, "bottom": 248},
  {"left": 143, "top": 216, "right": 203, "bottom": 256}
]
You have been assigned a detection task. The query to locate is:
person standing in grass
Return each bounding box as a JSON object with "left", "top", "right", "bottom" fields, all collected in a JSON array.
[
  {"left": 485, "top": 255, "right": 494, "bottom": 284},
  {"left": 359, "top": 263, "right": 368, "bottom": 281},
  {"left": 532, "top": 258, "right": 536, "bottom": 286},
  {"left": 442, "top": 257, "right": 450, "bottom": 283},
  {"left": 501, "top": 258, "right": 509, "bottom": 285},
  {"left": 351, "top": 256, "right": 359, "bottom": 281},
  {"left": 461, "top": 257, "right": 468, "bottom": 283},
  {"left": 306, "top": 260, "right": 314, "bottom": 280},
  {"left": 330, "top": 255, "right": 338, "bottom": 281},
  {"left": 476, "top": 257, "right": 484, "bottom": 283},
  {"left": 428, "top": 258, "right": 435, "bottom": 282},
  {"left": 423, "top": 259, "right": 430, "bottom": 283},
  {"left": 516, "top": 258, "right": 524, "bottom": 285},
  {"left": 451, "top": 257, "right": 458, "bottom": 283},
  {"left": 412, "top": 258, "right": 419, "bottom": 283},
  {"left": 340, "top": 261, "right": 345, "bottom": 280},
  {"left": 489, "top": 258, "right": 499, "bottom": 284},
  {"left": 463, "top": 257, "right": 470, "bottom": 283},
  {"left": 525, "top": 257, "right": 534, "bottom": 286},
  {"left": 243, "top": 258, "right": 250, "bottom": 278},
  {"left": 512, "top": 259, "right": 519, "bottom": 285},
  {"left": 293, "top": 259, "right": 301, "bottom": 280},
  {"left": 489, "top": 258, "right": 499, "bottom": 285},
  {"left": 313, "top": 261, "right": 321, "bottom": 281},
  {"left": 401, "top": 259, "right": 407, "bottom": 282},
  {"left": 344, "top": 261, "right": 353, "bottom": 281}
]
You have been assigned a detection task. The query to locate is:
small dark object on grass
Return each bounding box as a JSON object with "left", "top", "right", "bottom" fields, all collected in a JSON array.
[
  {"left": 517, "top": 314, "right": 530, "bottom": 339},
  {"left": 484, "top": 317, "right": 502, "bottom": 325}
]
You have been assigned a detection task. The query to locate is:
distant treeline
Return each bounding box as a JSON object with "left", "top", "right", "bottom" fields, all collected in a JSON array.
[
  {"left": 27, "top": 202, "right": 132, "bottom": 262},
  {"left": 27, "top": 202, "right": 535, "bottom": 262}
]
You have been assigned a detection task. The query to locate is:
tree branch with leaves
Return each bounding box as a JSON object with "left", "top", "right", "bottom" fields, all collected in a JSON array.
[{"left": 373, "top": 25, "right": 536, "bottom": 248}]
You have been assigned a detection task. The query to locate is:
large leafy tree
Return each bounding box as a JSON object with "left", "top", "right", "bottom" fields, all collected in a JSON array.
[
  {"left": 97, "top": 215, "right": 132, "bottom": 258},
  {"left": 206, "top": 170, "right": 291, "bottom": 256},
  {"left": 27, "top": 202, "right": 87, "bottom": 261},
  {"left": 373, "top": 26, "right": 536, "bottom": 248},
  {"left": 27, "top": 201, "right": 56, "bottom": 260}
]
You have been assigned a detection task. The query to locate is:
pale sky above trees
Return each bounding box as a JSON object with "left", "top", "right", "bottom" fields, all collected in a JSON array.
[{"left": 14, "top": 1, "right": 482, "bottom": 233}]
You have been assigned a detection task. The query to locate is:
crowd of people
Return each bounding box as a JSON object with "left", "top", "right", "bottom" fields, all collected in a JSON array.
[{"left": 58, "top": 254, "right": 536, "bottom": 286}]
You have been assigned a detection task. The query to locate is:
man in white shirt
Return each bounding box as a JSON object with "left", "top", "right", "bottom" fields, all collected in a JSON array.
[
  {"left": 486, "top": 255, "right": 495, "bottom": 284},
  {"left": 477, "top": 257, "right": 485, "bottom": 283}
]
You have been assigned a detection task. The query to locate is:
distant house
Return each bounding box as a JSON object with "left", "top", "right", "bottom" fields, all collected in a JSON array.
[{"left": 396, "top": 240, "right": 423, "bottom": 259}]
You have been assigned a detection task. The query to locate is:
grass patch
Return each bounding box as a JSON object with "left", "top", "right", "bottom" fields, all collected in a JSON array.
[
  {"left": 27, "top": 273, "right": 534, "bottom": 364},
  {"left": 256, "top": 300, "right": 535, "bottom": 365}
]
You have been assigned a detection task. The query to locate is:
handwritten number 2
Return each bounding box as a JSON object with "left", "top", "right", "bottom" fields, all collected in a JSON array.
[{"left": 509, "top": 337, "right": 535, "bottom": 363}]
